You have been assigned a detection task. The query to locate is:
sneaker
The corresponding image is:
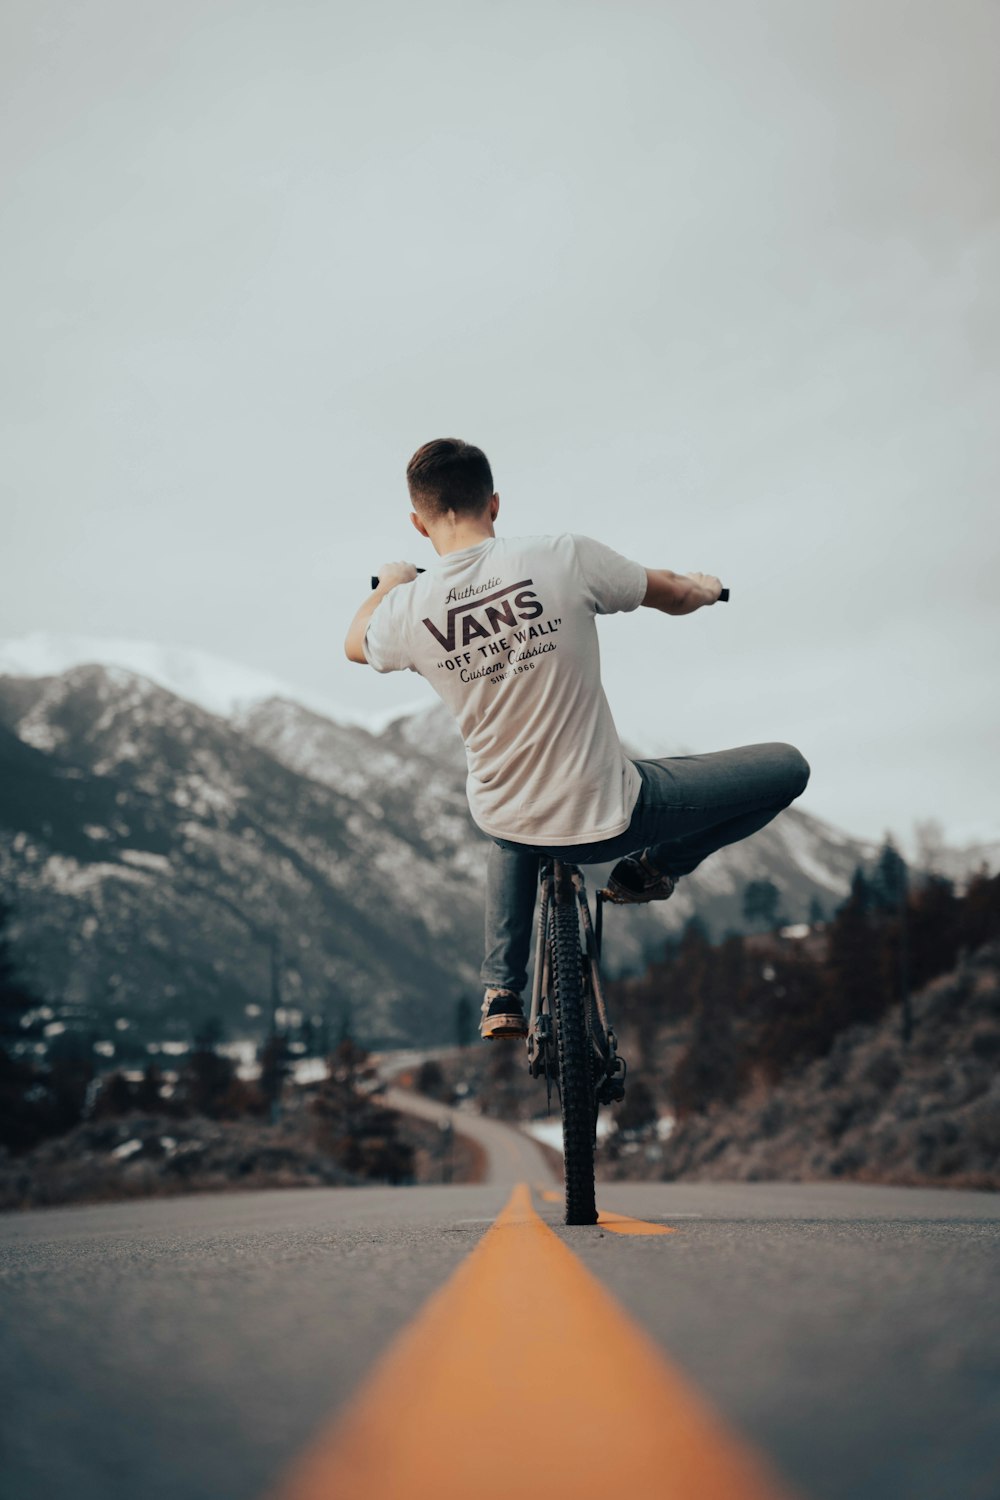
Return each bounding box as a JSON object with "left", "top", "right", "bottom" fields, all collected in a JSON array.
[
  {"left": 601, "top": 850, "right": 677, "bottom": 905},
  {"left": 480, "top": 988, "right": 528, "bottom": 1040}
]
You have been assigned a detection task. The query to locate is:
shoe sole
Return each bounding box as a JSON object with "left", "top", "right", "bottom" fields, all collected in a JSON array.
[
  {"left": 601, "top": 876, "right": 676, "bottom": 905},
  {"left": 481, "top": 1018, "right": 528, "bottom": 1040}
]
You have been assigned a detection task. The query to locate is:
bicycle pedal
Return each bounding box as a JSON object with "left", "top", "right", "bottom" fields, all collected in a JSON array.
[
  {"left": 597, "top": 1077, "right": 626, "bottom": 1105},
  {"left": 596, "top": 1051, "right": 627, "bottom": 1106}
]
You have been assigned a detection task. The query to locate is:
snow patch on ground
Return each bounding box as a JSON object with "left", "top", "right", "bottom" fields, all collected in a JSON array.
[
  {"left": 16, "top": 718, "right": 62, "bottom": 752},
  {"left": 293, "top": 1058, "right": 329, "bottom": 1086},
  {"left": 42, "top": 855, "right": 152, "bottom": 895},
  {"left": 120, "top": 850, "right": 172, "bottom": 873},
  {"left": 522, "top": 1116, "right": 616, "bottom": 1151},
  {"left": 110, "top": 1138, "right": 143, "bottom": 1160}
]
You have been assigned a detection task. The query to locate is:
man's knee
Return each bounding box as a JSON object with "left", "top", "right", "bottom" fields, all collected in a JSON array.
[{"left": 774, "top": 743, "right": 810, "bottom": 803}]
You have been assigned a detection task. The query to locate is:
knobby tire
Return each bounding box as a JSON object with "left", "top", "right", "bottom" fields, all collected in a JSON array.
[{"left": 551, "top": 890, "right": 597, "bottom": 1225}]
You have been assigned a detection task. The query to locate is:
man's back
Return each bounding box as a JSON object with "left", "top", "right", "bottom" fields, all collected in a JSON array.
[
  {"left": 364, "top": 532, "right": 646, "bottom": 844},
  {"left": 345, "top": 437, "right": 803, "bottom": 1041}
]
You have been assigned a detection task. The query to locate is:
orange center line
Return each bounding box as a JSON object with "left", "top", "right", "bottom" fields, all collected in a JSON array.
[
  {"left": 539, "top": 1186, "right": 676, "bottom": 1233},
  {"left": 265, "top": 1183, "right": 798, "bottom": 1500},
  {"left": 598, "top": 1208, "right": 677, "bottom": 1237}
]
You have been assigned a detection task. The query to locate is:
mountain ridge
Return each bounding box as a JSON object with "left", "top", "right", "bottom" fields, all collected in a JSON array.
[
  {"left": 0, "top": 653, "right": 980, "bottom": 1055},
  {"left": 0, "top": 631, "right": 430, "bottom": 731},
  {"left": 0, "top": 665, "right": 484, "bottom": 1047}
]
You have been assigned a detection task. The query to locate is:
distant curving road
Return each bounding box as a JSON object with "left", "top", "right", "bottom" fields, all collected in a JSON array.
[
  {"left": 1, "top": 1107, "right": 998, "bottom": 1500},
  {"left": 381, "top": 1084, "right": 555, "bottom": 1183}
]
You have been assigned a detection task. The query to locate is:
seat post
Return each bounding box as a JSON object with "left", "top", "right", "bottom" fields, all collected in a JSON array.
[{"left": 553, "top": 859, "right": 575, "bottom": 905}]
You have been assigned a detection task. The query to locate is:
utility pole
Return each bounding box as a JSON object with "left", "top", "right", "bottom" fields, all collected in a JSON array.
[
  {"left": 268, "top": 932, "right": 284, "bottom": 1122},
  {"left": 270, "top": 933, "right": 281, "bottom": 1037},
  {"left": 439, "top": 1119, "right": 454, "bottom": 1183},
  {"left": 898, "top": 863, "right": 912, "bottom": 1046}
]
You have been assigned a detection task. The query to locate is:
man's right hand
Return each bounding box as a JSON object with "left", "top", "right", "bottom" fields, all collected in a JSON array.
[
  {"left": 346, "top": 562, "right": 418, "bottom": 664},
  {"left": 374, "top": 561, "right": 418, "bottom": 593}
]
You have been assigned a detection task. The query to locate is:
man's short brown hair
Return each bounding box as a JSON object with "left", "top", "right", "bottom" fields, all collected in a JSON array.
[{"left": 406, "top": 438, "right": 494, "bottom": 519}]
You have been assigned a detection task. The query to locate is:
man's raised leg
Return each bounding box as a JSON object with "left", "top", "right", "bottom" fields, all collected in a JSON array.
[{"left": 609, "top": 742, "right": 810, "bottom": 896}]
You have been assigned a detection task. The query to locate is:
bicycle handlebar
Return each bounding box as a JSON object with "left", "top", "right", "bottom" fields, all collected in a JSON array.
[
  {"left": 371, "top": 570, "right": 729, "bottom": 601},
  {"left": 371, "top": 569, "right": 425, "bottom": 590}
]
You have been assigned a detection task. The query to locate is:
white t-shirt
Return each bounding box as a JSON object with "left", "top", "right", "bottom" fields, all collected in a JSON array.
[{"left": 364, "top": 533, "right": 647, "bottom": 846}]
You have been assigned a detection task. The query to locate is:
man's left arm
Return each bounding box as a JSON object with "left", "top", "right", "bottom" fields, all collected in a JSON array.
[
  {"left": 641, "top": 568, "right": 722, "bottom": 616},
  {"left": 344, "top": 562, "right": 417, "bottom": 664}
]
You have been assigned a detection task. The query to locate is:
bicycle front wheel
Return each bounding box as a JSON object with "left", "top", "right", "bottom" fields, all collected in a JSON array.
[{"left": 550, "top": 887, "right": 597, "bottom": 1225}]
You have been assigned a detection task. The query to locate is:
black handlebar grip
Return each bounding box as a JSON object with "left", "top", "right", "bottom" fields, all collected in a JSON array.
[{"left": 371, "top": 568, "right": 425, "bottom": 589}]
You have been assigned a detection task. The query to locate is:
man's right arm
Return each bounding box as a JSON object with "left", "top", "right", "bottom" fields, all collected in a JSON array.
[
  {"left": 642, "top": 569, "right": 722, "bottom": 616},
  {"left": 344, "top": 561, "right": 417, "bottom": 664}
]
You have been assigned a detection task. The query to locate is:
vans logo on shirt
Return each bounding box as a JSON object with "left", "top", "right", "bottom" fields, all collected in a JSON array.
[{"left": 422, "top": 579, "right": 543, "bottom": 652}]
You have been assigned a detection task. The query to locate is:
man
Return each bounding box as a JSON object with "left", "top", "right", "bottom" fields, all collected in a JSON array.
[{"left": 346, "top": 438, "right": 809, "bottom": 1040}]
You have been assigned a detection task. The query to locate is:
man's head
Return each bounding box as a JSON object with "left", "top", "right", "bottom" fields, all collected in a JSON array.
[{"left": 406, "top": 438, "right": 495, "bottom": 521}]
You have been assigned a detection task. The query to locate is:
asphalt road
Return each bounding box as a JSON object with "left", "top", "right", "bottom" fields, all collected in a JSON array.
[{"left": 1, "top": 1114, "right": 998, "bottom": 1500}]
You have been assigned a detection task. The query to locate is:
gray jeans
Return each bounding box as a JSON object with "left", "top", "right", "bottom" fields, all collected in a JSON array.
[{"left": 481, "top": 741, "right": 810, "bottom": 993}]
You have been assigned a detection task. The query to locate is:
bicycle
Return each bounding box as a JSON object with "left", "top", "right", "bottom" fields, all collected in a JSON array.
[
  {"left": 526, "top": 858, "right": 624, "bottom": 1224},
  {"left": 370, "top": 570, "right": 729, "bottom": 1223}
]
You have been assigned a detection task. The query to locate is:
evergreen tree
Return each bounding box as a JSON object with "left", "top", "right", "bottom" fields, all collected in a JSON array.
[
  {"left": 906, "top": 876, "right": 958, "bottom": 988},
  {"left": 43, "top": 1034, "right": 95, "bottom": 1137},
  {"left": 745, "top": 951, "right": 833, "bottom": 1079},
  {"left": 316, "top": 1008, "right": 330, "bottom": 1057},
  {"left": 669, "top": 937, "right": 745, "bottom": 1115},
  {"left": 135, "top": 1062, "right": 165, "bottom": 1113},
  {"left": 960, "top": 870, "right": 1000, "bottom": 952},
  {"left": 872, "top": 838, "right": 908, "bottom": 914},
  {"left": 258, "top": 1031, "right": 290, "bottom": 1117},
  {"left": 826, "top": 868, "right": 887, "bottom": 1031},
  {"left": 870, "top": 840, "right": 912, "bottom": 1039},
  {"left": 93, "top": 1070, "right": 136, "bottom": 1117},
  {"left": 743, "top": 879, "right": 782, "bottom": 931},
  {"left": 847, "top": 866, "right": 872, "bottom": 912},
  {"left": 615, "top": 1075, "right": 659, "bottom": 1136},
  {"left": 299, "top": 1013, "right": 318, "bottom": 1056},
  {"left": 181, "top": 1017, "right": 236, "bottom": 1117},
  {"left": 0, "top": 897, "right": 62, "bottom": 1152},
  {"left": 415, "top": 1057, "right": 448, "bottom": 1100},
  {"left": 0, "top": 896, "right": 36, "bottom": 1044},
  {"left": 313, "top": 1040, "right": 414, "bottom": 1183}
]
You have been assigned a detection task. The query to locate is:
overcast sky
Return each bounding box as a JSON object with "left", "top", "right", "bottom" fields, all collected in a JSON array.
[{"left": 2, "top": 0, "right": 998, "bottom": 851}]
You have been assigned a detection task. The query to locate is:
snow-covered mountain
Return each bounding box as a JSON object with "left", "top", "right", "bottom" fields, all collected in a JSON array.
[
  {"left": 0, "top": 642, "right": 887, "bottom": 1049},
  {"left": 0, "top": 665, "right": 487, "bottom": 1047},
  {"left": 0, "top": 632, "right": 426, "bottom": 728}
]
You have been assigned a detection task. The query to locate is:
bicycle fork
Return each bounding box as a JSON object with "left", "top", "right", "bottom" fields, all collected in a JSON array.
[{"left": 526, "top": 864, "right": 556, "bottom": 1100}]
